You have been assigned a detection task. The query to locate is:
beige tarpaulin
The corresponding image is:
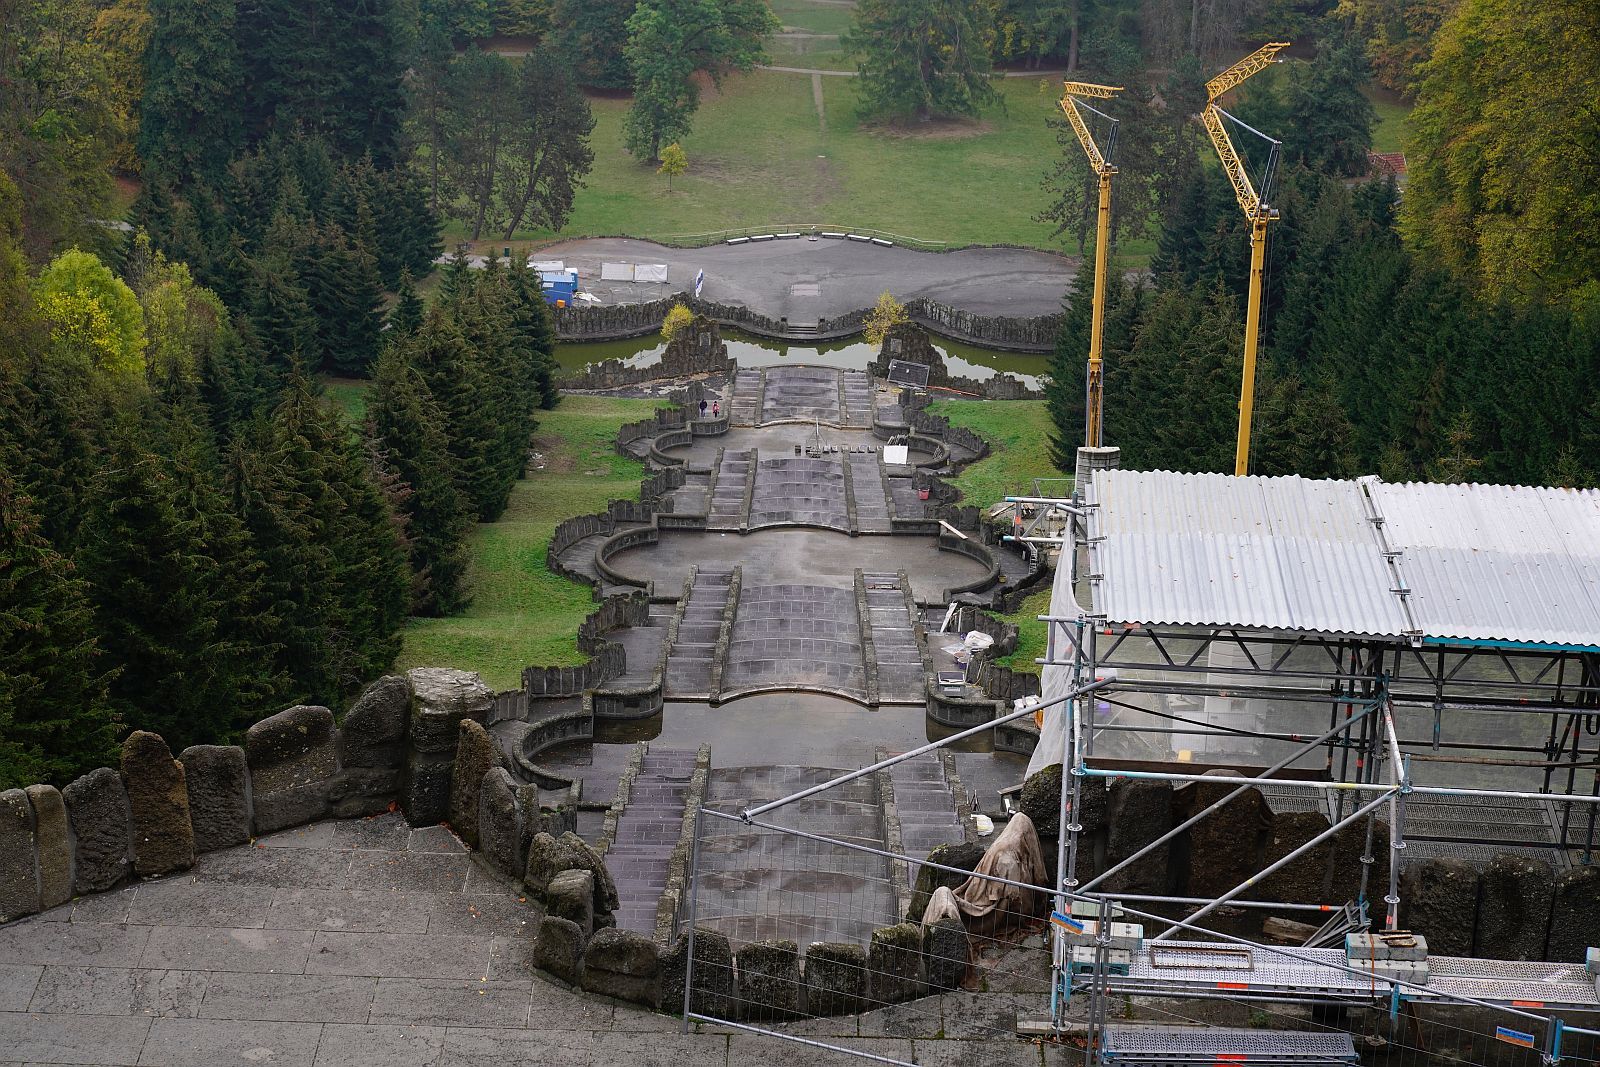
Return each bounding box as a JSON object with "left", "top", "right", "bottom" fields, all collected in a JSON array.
[
  {"left": 921, "top": 885, "right": 962, "bottom": 926},
  {"left": 952, "top": 812, "right": 1047, "bottom": 933}
]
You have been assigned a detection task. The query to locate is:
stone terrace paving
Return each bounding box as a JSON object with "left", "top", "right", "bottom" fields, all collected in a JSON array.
[{"left": 0, "top": 812, "right": 1069, "bottom": 1066}]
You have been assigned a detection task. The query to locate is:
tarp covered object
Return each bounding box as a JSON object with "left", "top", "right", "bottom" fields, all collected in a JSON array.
[
  {"left": 952, "top": 812, "right": 1046, "bottom": 932},
  {"left": 922, "top": 885, "right": 962, "bottom": 926},
  {"left": 600, "top": 262, "right": 635, "bottom": 281},
  {"left": 634, "top": 263, "right": 669, "bottom": 283}
]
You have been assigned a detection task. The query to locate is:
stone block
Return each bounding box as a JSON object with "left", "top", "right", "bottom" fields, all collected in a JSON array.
[
  {"left": 25, "top": 784, "right": 72, "bottom": 908},
  {"left": 559, "top": 831, "right": 620, "bottom": 917},
  {"left": 1544, "top": 866, "right": 1600, "bottom": 964},
  {"left": 580, "top": 927, "right": 661, "bottom": 1008},
  {"left": 326, "top": 768, "right": 400, "bottom": 819},
  {"left": 121, "top": 731, "right": 194, "bottom": 878},
  {"left": 736, "top": 939, "right": 801, "bottom": 1021},
  {"left": 534, "top": 915, "right": 586, "bottom": 985},
  {"left": 1104, "top": 779, "right": 1174, "bottom": 894},
  {"left": 524, "top": 831, "right": 580, "bottom": 900},
  {"left": 245, "top": 705, "right": 338, "bottom": 834},
  {"left": 178, "top": 746, "right": 251, "bottom": 852},
  {"left": 661, "top": 928, "right": 734, "bottom": 1017},
  {"left": 867, "top": 923, "right": 923, "bottom": 1005},
  {"left": 1400, "top": 858, "right": 1479, "bottom": 958},
  {"left": 1175, "top": 771, "right": 1270, "bottom": 899},
  {"left": 401, "top": 754, "right": 453, "bottom": 827},
  {"left": 62, "top": 767, "right": 134, "bottom": 894},
  {"left": 449, "top": 719, "right": 500, "bottom": 848},
  {"left": 546, "top": 868, "right": 595, "bottom": 936},
  {"left": 477, "top": 768, "right": 523, "bottom": 879},
  {"left": 922, "top": 919, "right": 967, "bottom": 992},
  {"left": 0, "top": 788, "right": 41, "bottom": 922},
  {"left": 803, "top": 942, "right": 866, "bottom": 1015},
  {"left": 1477, "top": 853, "right": 1555, "bottom": 961},
  {"left": 1257, "top": 811, "right": 1334, "bottom": 904},
  {"left": 905, "top": 841, "right": 986, "bottom": 923},
  {"left": 339, "top": 674, "right": 410, "bottom": 768},
  {"left": 1020, "top": 764, "right": 1107, "bottom": 838},
  {"left": 406, "top": 667, "right": 493, "bottom": 753}
]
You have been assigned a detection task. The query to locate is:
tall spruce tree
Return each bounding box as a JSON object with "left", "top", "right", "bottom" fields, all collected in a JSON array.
[
  {"left": 139, "top": 0, "right": 244, "bottom": 188},
  {"left": 368, "top": 345, "right": 474, "bottom": 615},
  {"left": 0, "top": 466, "right": 119, "bottom": 789}
]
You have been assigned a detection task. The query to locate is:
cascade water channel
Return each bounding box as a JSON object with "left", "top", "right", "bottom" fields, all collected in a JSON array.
[{"left": 556, "top": 329, "right": 1049, "bottom": 389}]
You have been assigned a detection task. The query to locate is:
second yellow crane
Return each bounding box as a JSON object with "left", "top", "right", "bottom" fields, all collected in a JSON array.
[{"left": 1200, "top": 41, "right": 1290, "bottom": 476}]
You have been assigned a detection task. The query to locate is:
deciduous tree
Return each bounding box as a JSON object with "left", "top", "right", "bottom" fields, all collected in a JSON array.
[
  {"left": 846, "top": 0, "right": 999, "bottom": 120},
  {"left": 499, "top": 48, "right": 596, "bottom": 239}
]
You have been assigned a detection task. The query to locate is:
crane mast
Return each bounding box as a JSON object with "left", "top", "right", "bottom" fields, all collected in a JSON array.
[
  {"left": 1059, "top": 81, "right": 1123, "bottom": 450},
  {"left": 1201, "top": 42, "right": 1289, "bottom": 476}
]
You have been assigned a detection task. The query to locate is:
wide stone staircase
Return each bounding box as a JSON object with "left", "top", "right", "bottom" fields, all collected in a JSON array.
[
  {"left": 604, "top": 746, "right": 699, "bottom": 934},
  {"left": 840, "top": 370, "right": 876, "bottom": 428},
  {"left": 697, "top": 766, "right": 897, "bottom": 946},
  {"left": 707, "top": 449, "right": 752, "bottom": 530},
  {"left": 861, "top": 571, "right": 927, "bottom": 702},
  {"left": 663, "top": 566, "right": 736, "bottom": 699},
  {"left": 884, "top": 753, "right": 969, "bottom": 890},
  {"left": 847, "top": 453, "right": 892, "bottom": 533},
  {"left": 729, "top": 369, "right": 764, "bottom": 426}
]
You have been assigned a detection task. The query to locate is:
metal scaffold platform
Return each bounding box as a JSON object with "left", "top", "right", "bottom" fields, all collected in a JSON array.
[
  {"left": 1082, "top": 940, "right": 1600, "bottom": 1013},
  {"left": 1099, "top": 1024, "right": 1359, "bottom": 1067}
]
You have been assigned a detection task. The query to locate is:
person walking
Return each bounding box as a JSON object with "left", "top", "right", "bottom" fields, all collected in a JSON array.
[
  {"left": 712, "top": 401, "right": 720, "bottom": 418},
  {"left": 699, "top": 398, "right": 708, "bottom": 418}
]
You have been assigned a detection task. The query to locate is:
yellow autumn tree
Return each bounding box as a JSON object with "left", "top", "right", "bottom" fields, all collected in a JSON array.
[
  {"left": 661, "top": 302, "right": 694, "bottom": 342},
  {"left": 864, "top": 291, "right": 909, "bottom": 347},
  {"left": 32, "top": 249, "right": 147, "bottom": 383}
]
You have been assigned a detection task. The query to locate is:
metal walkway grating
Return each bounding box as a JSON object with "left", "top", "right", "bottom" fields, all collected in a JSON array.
[{"left": 1100, "top": 1024, "right": 1358, "bottom": 1066}]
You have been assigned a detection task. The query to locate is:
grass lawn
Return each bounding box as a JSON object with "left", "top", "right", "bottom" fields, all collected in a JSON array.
[
  {"left": 445, "top": 70, "right": 1080, "bottom": 252},
  {"left": 1363, "top": 85, "right": 1413, "bottom": 155},
  {"left": 990, "top": 587, "right": 1052, "bottom": 676},
  {"left": 322, "top": 377, "right": 371, "bottom": 424},
  {"left": 397, "top": 395, "right": 659, "bottom": 690},
  {"left": 928, "top": 398, "right": 1063, "bottom": 508}
]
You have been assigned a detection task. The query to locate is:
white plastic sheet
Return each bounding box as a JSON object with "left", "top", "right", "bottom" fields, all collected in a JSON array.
[
  {"left": 634, "top": 263, "right": 669, "bottom": 283},
  {"left": 600, "top": 262, "right": 635, "bottom": 282}
]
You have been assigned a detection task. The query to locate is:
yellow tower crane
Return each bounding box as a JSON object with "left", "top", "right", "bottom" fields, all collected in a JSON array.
[
  {"left": 1059, "top": 80, "right": 1124, "bottom": 450},
  {"left": 1200, "top": 41, "right": 1290, "bottom": 476}
]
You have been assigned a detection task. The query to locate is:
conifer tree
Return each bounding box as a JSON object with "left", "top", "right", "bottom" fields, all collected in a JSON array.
[
  {"left": 389, "top": 272, "right": 425, "bottom": 338},
  {"left": 139, "top": 0, "right": 244, "bottom": 188},
  {"left": 402, "top": 305, "right": 501, "bottom": 521},
  {"left": 0, "top": 466, "right": 119, "bottom": 789},
  {"left": 369, "top": 345, "right": 474, "bottom": 615}
]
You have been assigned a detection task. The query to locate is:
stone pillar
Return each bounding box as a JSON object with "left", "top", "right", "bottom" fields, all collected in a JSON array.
[
  {"left": 401, "top": 667, "right": 492, "bottom": 827},
  {"left": 63, "top": 767, "right": 134, "bottom": 894},
  {"left": 0, "top": 789, "right": 41, "bottom": 922},
  {"left": 121, "top": 731, "right": 195, "bottom": 878},
  {"left": 245, "top": 705, "right": 338, "bottom": 834},
  {"left": 178, "top": 746, "right": 251, "bottom": 853},
  {"left": 25, "top": 785, "right": 72, "bottom": 909}
]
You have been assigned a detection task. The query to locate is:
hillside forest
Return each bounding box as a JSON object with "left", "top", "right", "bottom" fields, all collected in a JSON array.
[{"left": 1, "top": 0, "right": 1597, "bottom": 788}]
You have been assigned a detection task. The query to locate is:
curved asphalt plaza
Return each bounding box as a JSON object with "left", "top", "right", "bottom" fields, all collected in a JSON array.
[{"left": 535, "top": 237, "right": 1074, "bottom": 324}]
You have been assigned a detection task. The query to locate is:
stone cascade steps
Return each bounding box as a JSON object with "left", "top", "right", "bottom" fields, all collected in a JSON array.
[
  {"left": 861, "top": 572, "right": 927, "bottom": 702},
  {"left": 696, "top": 766, "right": 898, "bottom": 946},
  {"left": 605, "top": 747, "right": 699, "bottom": 934},
  {"left": 840, "top": 371, "right": 877, "bottom": 428},
  {"left": 663, "top": 567, "right": 735, "bottom": 698},
  {"left": 848, "top": 455, "right": 893, "bottom": 533},
  {"left": 707, "top": 450, "right": 753, "bottom": 530},
  {"left": 885, "top": 754, "right": 968, "bottom": 890},
  {"left": 761, "top": 367, "right": 843, "bottom": 425},
  {"left": 729, "top": 369, "right": 765, "bottom": 426},
  {"left": 749, "top": 455, "right": 847, "bottom": 530}
]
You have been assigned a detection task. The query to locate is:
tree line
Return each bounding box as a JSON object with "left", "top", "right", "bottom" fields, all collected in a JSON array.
[{"left": 1044, "top": 0, "right": 1600, "bottom": 487}]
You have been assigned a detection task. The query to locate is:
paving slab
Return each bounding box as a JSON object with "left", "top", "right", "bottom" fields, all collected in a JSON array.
[
  {"left": 313, "top": 1022, "right": 446, "bottom": 1067},
  {"left": 423, "top": 892, "right": 538, "bottom": 937},
  {"left": 190, "top": 846, "right": 354, "bottom": 890},
  {"left": 0, "top": 1011, "right": 151, "bottom": 1066},
  {"left": 196, "top": 972, "right": 377, "bottom": 1022},
  {"left": 0, "top": 965, "right": 41, "bottom": 1012},
  {"left": 303, "top": 931, "right": 494, "bottom": 980},
  {"left": 346, "top": 851, "right": 471, "bottom": 894},
  {"left": 137, "top": 925, "right": 314, "bottom": 975},
  {"left": 137, "top": 1017, "right": 323, "bottom": 1066},
  {"left": 369, "top": 977, "right": 533, "bottom": 1028},
  {"left": 0, "top": 921, "right": 154, "bottom": 968},
  {"left": 28, "top": 966, "right": 210, "bottom": 1019},
  {"left": 68, "top": 888, "right": 139, "bottom": 925},
  {"left": 437, "top": 1025, "right": 595, "bottom": 1067},
  {"left": 125, "top": 882, "right": 276, "bottom": 930},
  {"left": 265, "top": 888, "right": 433, "bottom": 935}
]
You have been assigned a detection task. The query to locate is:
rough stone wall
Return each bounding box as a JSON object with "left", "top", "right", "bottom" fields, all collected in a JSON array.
[{"left": 551, "top": 291, "right": 1060, "bottom": 352}]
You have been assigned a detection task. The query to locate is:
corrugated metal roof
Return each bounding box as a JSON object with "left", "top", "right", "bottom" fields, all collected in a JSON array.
[{"left": 1083, "top": 470, "right": 1600, "bottom": 649}]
